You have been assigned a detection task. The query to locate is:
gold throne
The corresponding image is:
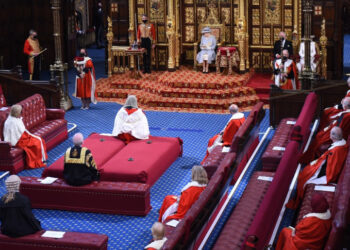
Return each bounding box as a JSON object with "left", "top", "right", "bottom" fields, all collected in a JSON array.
[{"left": 193, "top": 6, "right": 225, "bottom": 70}]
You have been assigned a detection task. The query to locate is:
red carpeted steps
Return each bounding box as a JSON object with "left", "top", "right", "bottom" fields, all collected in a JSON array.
[{"left": 245, "top": 73, "right": 273, "bottom": 104}]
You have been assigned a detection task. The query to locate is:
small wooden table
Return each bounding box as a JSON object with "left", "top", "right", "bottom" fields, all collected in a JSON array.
[
  {"left": 216, "top": 47, "right": 239, "bottom": 75},
  {"left": 125, "top": 48, "right": 145, "bottom": 79}
]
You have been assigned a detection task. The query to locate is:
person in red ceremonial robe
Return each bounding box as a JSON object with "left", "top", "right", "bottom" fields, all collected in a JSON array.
[
  {"left": 202, "top": 104, "right": 245, "bottom": 164},
  {"left": 3, "top": 105, "right": 47, "bottom": 168},
  {"left": 346, "top": 76, "right": 350, "bottom": 97},
  {"left": 112, "top": 95, "right": 150, "bottom": 144},
  {"left": 287, "top": 126, "right": 348, "bottom": 209},
  {"left": 23, "top": 29, "right": 41, "bottom": 80},
  {"left": 74, "top": 48, "right": 97, "bottom": 110},
  {"left": 274, "top": 49, "right": 299, "bottom": 90},
  {"left": 137, "top": 14, "right": 156, "bottom": 74},
  {"left": 158, "top": 165, "right": 208, "bottom": 223},
  {"left": 300, "top": 97, "right": 350, "bottom": 164},
  {"left": 144, "top": 222, "right": 167, "bottom": 250},
  {"left": 276, "top": 193, "right": 331, "bottom": 250}
]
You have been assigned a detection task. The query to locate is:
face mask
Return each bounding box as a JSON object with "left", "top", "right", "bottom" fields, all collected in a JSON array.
[
  {"left": 33, "top": 35, "right": 38, "bottom": 39},
  {"left": 282, "top": 56, "right": 287, "bottom": 60},
  {"left": 142, "top": 20, "right": 147, "bottom": 23},
  {"left": 80, "top": 53, "right": 86, "bottom": 57},
  {"left": 280, "top": 37, "right": 284, "bottom": 41}
]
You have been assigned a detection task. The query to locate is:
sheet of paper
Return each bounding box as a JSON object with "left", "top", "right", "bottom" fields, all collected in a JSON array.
[
  {"left": 41, "top": 231, "right": 65, "bottom": 238},
  {"left": 99, "top": 133, "right": 114, "bottom": 136},
  {"left": 222, "top": 146, "right": 230, "bottom": 153},
  {"left": 0, "top": 107, "right": 8, "bottom": 111},
  {"left": 166, "top": 219, "right": 179, "bottom": 227},
  {"left": 40, "top": 177, "right": 58, "bottom": 184},
  {"left": 286, "top": 121, "right": 296, "bottom": 125},
  {"left": 314, "top": 185, "right": 335, "bottom": 192},
  {"left": 272, "top": 146, "right": 286, "bottom": 151},
  {"left": 258, "top": 176, "right": 273, "bottom": 182}
]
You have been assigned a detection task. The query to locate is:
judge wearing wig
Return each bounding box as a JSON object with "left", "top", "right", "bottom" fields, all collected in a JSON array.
[
  {"left": 3, "top": 105, "right": 47, "bottom": 168},
  {"left": 158, "top": 165, "right": 208, "bottom": 223},
  {"left": 276, "top": 193, "right": 331, "bottom": 250},
  {"left": 196, "top": 27, "right": 217, "bottom": 73},
  {"left": 112, "top": 95, "right": 150, "bottom": 144},
  {"left": 0, "top": 175, "right": 42, "bottom": 237}
]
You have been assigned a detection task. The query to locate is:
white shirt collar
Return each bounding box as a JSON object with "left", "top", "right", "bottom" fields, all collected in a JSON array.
[
  {"left": 303, "top": 209, "right": 331, "bottom": 220},
  {"left": 329, "top": 138, "right": 346, "bottom": 150},
  {"left": 181, "top": 181, "right": 206, "bottom": 193}
]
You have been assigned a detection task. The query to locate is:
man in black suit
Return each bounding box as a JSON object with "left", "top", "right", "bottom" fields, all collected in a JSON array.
[
  {"left": 273, "top": 31, "right": 293, "bottom": 59},
  {"left": 94, "top": 2, "right": 104, "bottom": 48}
]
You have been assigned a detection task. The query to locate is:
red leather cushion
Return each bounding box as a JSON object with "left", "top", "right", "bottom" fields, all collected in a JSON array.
[
  {"left": 0, "top": 85, "right": 6, "bottom": 108},
  {"left": 20, "top": 177, "right": 151, "bottom": 216},
  {"left": 42, "top": 133, "right": 126, "bottom": 178},
  {"left": 19, "top": 94, "right": 47, "bottom": 130},
  {"left": 100, "top": 136, "right": 182, "bottom": 185},
  {"left": 0, "top": 230, "right": 108, "bottom": 250},
  {"left": 202, "top": 146, "right": 227, "bottom": 179},
  {"left": 262, "top": 118, "right": 296, "bottom": 171},
  {"left": 213, "top": 171, "right": 274, "bottom": 249},
  {"left": 30, "top": 119, "right": 67, "bottom": 142}
]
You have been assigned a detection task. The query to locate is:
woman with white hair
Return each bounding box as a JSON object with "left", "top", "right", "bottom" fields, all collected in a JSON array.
[
  {"left": 112, "top": 95, "right": 150, "bottom": 144},
  {"left": 3, "top": 104, "right": 47, "bottom": 168},
  {"left": 0, "top": 175, "right": 42, "bottom": 237},
  {"left": 63, "top": 133, "right": 99, "bottom": 186},
  {"left": 196, "top": 27, "right": 217, "bottom": 73},
  {"left": 158, "top": 165, "right": 208, "bottom": 223}
]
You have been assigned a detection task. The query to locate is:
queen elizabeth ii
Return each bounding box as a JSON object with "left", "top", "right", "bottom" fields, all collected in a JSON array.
[{"left": 196, "top": 27, "right": 217, "bottom": 73}]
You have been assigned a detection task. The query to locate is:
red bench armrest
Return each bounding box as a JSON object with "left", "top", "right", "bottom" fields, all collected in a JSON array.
[
  {"left": 46, "top": 109, "right": 65, "bottom": 120},
  {"left": 0, "top": 141, "right": 11, "bottom": 158}
]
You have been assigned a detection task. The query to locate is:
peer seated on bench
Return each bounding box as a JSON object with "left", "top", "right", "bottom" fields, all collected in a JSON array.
[
  {"left": 112, "top": 95, "right": 150, "bottom": 144},
  {"left": 276, "top": 193, "right": 331, "bottom": 250},
  {"left": 64, "top": 133, "right": 100, "bottom": 186},
  {"left": 0, "top": 175, "right": 42, "bottom": 237},
  {"left": 145, "top": 222, "right": 167, "bottom": 250},
  {"left": 158, "top": 165, "right": 208, "bottom": 223},
  {"left": 202, "top": 104, "right": 245, "bottom": 164}
]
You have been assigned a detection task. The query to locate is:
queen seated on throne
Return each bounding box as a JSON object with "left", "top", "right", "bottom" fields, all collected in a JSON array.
[{"left": 196, "top": 27, "right": 217, "bottom": 73}]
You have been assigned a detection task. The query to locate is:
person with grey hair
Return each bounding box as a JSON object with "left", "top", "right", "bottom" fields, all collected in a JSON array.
[
  {"left": 23, "top": 29, "right": 42, "bottom": 80},
  {"left": 201, "top": 104, "right": 245, "bottom": 163},
  {"left": 273, "top": 31, "right": 293, "bottom": 59},
  {"left": 3, "top": 105, "right": 47, "bottom": 168},
  {"left": 287, "top": 126, "right": 348, "bottom": 209},
  {"left": 144, "top": 222, "right": 167, "bottom": 250},
  {"left": 63, "top": 133, "right": 99, "bottom": 186},
  {"left": 196, "top": 27, "right": 217, "bottom": 73},
  {"left": 274, "top": 49, "right": 299, "bottom": 90},
  {"left": 0, "top": 175, "right": 42, "bottom": 237},
  {"left": 112, "top": 95, "right": 150, "bottom": 143},
  {"left": 158, "top": 165, "right": 208, "bottom": 223}
]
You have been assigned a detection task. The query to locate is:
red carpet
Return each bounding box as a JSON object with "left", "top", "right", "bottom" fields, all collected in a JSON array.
[
  {"left": 246, "top": 73, "right": 273, "bottom": 104},
  {"left": 96, "top": 67, "right": 260, "bottom": 113}
]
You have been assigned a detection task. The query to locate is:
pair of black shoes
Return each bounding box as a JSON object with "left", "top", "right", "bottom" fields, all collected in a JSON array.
[{"left": 143, "top": 70, "right": 151, "bottom": 74}]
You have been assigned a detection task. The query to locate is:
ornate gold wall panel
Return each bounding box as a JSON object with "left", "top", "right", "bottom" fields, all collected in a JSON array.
[
  {"left": 158, "top": 49, "right": 167, "bottom": 66},
  {"left": 185, "top": 26, "right": 195, "bottom": 42},
  {"left": 197, "top": 7, "right": 206, "bottom": 23},
  {"left": 221, "top": 8, "right": 230, "bottom": 24},
  {"left": 185, "top": 49, "right": 194, "bottom": 60},
  {"left": 252, "top": 0, "right": 259, "bottom": 5},
  {"left": 252, "top": 28, "right": 260, "bottom": 45},
  {"left": 284, "top": 9, "right": 292, "bottom": 26},
  {"left": 263, "top": 0, "right": 281, "bottom": 25},
  {"left": 252, "top": 9, "right": 260, "bottom": 26},
  {"left": 273, "top": 27, "right": 281, "bottom": 41},
  {"left": 137, "top": 8, "right": 145, "bottom": 23},
  {"left": 252, "top": 52, "right": 261, "bottom": 69},
  {"left": 150, "top": 0, "right": 165, "bottom": 22},
  {"left": 263, "top": 27, "right": 271, "bottom": 45},
  {"left": 157, "top": 26, "right": 166, "bottom": 42},
  {"left": 285, "top": 0, "right": 292, "bottom": 5},
  {"left": 262, "top": 53, "right": 271, "bottom": 69},
  {"left": 185, "top": 0, "right": 193, "bottom": 3},
  {"left": 185, "top": 7, "right": 194, "bottom": 23}
]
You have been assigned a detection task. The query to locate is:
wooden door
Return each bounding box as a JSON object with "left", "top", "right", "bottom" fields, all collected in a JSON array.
[{"left": 111, "top": 0, "right": 129, "bottom": 45}]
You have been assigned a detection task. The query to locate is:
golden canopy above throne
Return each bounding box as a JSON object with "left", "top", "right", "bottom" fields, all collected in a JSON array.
[{"left": 193, "top": 5, "right": 225, "bottom": 69}]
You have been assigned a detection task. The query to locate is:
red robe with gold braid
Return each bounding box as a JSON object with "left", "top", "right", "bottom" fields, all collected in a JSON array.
[
  {"left": 274, "top": 58, "right": 299, "bottom": 90},
  {"left": 300, "top": 110, "right": 350, "bottom": 163},
  {"left": 158, "top": 181, "right": 206, "bottom": 222},
  {"left": 74, "top": 57, "right": 97, "bottom": 103},
  {"left": 275, "top": 211, "right": 331, "bottom": 250},
  {"left": 202, "top": 112, "right": 245, "bottom": 164},
  {"left": 287, "top": 139, "right": 348, "bottom": 209},
  {"left": 137, "top": 23, "right": 156, "bottom": 42},
  {"left": 23, "top": 37, "right": 40, "bottom": 75}
]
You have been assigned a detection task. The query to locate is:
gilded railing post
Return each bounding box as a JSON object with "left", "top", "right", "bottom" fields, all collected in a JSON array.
[
  {"left": 128, "top": 0, "right": 135, "bottom": 68},
  {"left": 175, "top": 0, "right": 180, "bottom": 68},
  {"left": 319, "top": 18, "right": 328, "bottom": 80},
  {"left": 236, "top": 18, "right": 246, "bottom": 72},
  {"left": 107, "top": 16, "right": 114, "bottom": 77},
  {"left": 167, "top": 0, "right": 176, "bottom": 71}
]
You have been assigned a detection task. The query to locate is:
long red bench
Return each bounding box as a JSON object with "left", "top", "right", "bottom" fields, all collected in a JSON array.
[
  {"left": 261, "top": 118, "right": 296, "bottom": 171},
  {"left": 162, "top": 152, "right": 236, "bottom": 249},
  {"left": 244, "top": 92, "right": 320, "bottom": 248},
  {"left": 213, "top": 171, "right": 275, "bottom": 249},
  {"left": 203, "top": 102, "right": 265, "bottom": 179},
  {"left": 19, "top": 176, "right": 151, "bottom": 216},
  {"left": 43, "top": 133, "right": 183, "bottom": 186},
  {"left": 0, "top": 94, "right": 68, "bottom": 173},
  {"left": 0, "top": 230, "right": 108, "bottom": 250}
]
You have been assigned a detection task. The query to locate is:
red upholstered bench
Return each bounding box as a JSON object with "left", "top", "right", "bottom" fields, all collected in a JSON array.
[
  {"left": 213, "top": 171, "right": 275, "bottom": 249},
  {"left": 43, "top": 134, "right": 183, "bottom": 186},
  {"left": 261, "top": 118, "right": 296, "bottom": 171},
  {"left": 20, "top": 176, "right": 151, "bottom": 216},
  {"left": 0, "top": 230, "right": 108, "bottom": 250},
  {"left": 0, "top": 94, "right": 68, "bottom": 173}
]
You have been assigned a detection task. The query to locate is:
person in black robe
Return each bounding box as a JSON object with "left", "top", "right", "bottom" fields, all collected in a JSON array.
[
  {"left": 0, "top": 175, "right": 42, "bottom": 237},
  {"left": 63, "top": 133, "right": 100, "bottom": 186}
]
